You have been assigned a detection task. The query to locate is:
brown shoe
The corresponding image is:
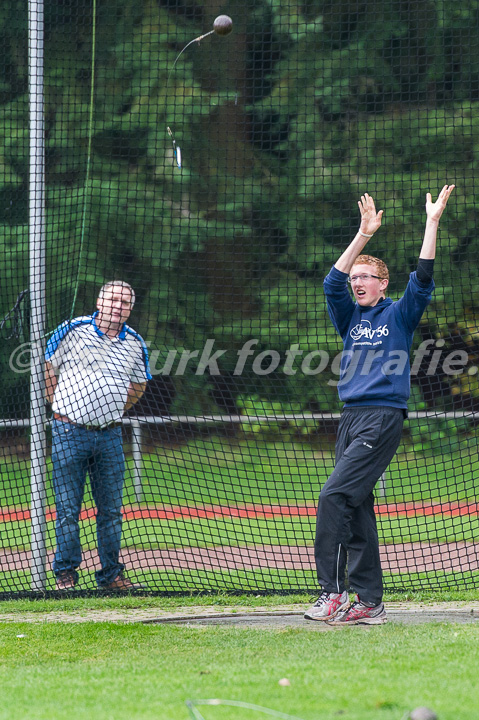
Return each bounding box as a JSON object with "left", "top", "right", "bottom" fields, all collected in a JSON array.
[
  {"left": 102, "top": 573, "right": 146, "bottom": 591},
  {"left": 56, "top": 571, "right": 77, "bottom": 590}
]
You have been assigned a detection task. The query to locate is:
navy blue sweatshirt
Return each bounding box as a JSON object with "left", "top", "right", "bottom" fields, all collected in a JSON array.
[{"left": 323, "top": 266, "right": 434, "bottom": 409}]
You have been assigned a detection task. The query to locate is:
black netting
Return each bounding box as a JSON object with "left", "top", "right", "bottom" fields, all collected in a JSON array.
[{"left": 0, "top": 0, "right": 478, "bottom": 597}]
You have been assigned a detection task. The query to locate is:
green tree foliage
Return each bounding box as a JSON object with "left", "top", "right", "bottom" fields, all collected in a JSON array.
[{"left": 1, "top": 0, "right": 479, "bottom": 420}]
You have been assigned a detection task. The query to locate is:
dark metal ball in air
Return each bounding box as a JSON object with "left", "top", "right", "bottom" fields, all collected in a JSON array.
[{"left": 213, "top": 15, "right": 233, "bottom": 36}]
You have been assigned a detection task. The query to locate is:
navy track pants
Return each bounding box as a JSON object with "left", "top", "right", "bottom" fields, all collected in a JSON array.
[{"left": 314, "top": 406, "right": 404, "bottom": 605}]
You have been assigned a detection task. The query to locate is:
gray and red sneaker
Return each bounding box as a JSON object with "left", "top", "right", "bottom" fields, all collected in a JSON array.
[
  {"left": 327, "top": 595, "right": 387, "bottom": 626},
  {"left": 304, "top": 591, "right": 350, "bottom": 621}
]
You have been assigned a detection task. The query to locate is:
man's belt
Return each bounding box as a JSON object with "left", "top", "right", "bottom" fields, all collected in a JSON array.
[{"left": 53, "top": 413, "right": 122, "bottom": 431}]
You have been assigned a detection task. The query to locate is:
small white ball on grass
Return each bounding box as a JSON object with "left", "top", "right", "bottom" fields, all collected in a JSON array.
[
  {"left": 409, "top": 707, "right": 438, "bottom": 720},
  {"left": 278, "top": 678, "right": 291, "bottom": 686}
]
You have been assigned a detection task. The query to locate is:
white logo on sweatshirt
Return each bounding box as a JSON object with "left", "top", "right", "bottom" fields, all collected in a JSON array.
[{"left": 350, "top": 320, "right": 389, "bottom": 342}]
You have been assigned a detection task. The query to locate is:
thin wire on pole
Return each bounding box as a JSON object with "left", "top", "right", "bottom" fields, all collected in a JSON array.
[{"left": 68, "top": 0, "right": 97, "bottom": 319}]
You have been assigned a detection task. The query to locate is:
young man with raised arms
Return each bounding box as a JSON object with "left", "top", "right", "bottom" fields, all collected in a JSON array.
[{"left": 305, "top": 185, "right": 455, "bottom": 625}]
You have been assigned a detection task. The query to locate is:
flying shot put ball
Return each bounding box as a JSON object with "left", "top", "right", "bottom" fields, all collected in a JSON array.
[
  {"left": 213, "top": 15, "right": 233, "bottom": 36},
  {"left": 409, "top": 707, "right": 438, "bottom": 720}
]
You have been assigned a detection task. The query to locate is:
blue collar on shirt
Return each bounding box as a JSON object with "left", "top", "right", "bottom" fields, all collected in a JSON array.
[
  {"left": 357, "top": 296, "right": 392, "bottom": 312},
  {"left": 91, "top": 311, "right": 127, "bottom": 340}
]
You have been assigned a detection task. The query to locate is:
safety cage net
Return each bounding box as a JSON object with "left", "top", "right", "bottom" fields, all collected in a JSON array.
[{"left": 0, "top": 0, "right": 478, "bottom": 597}]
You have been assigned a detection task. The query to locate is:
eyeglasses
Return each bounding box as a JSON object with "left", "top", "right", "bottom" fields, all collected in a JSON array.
[{"left": 348, "top": 274, "right": 384, "bottom": 284}]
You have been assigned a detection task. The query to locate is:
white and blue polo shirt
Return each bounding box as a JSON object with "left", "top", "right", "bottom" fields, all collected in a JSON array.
[{"left": 45, "top": 312, "right": 152, "bottom": 427}]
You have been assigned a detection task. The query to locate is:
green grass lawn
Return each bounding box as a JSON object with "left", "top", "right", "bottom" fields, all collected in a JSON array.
[
  {"left": 2, "top": 566, "right": 479, "bottom": 596},
  {"left": 137, "top": 439, "right": 479, "bottom": 506},
  {"left": 1, "top": 508, "right": 478, "bottom": 554},
  {"left": 2, "top": 438, "right": 479, "bottom": 510},
  {"left": 1, "top": 438, "right": 478, "bottom": 595},
  {"left": 0, "top": 614, "right": 478, "bottom": 720}
]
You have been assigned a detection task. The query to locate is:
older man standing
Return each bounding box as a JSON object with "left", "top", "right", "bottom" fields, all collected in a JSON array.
[{"left": 45, "top": 281, "right": 151, "bottom": 591}]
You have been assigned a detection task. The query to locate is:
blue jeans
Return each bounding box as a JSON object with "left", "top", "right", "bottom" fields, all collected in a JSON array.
[{"left": 51, "top": 419, "right": 126, "bottom": 586}]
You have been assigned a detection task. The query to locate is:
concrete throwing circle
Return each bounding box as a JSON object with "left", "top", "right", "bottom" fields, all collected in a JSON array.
[{"left": 147, "top": 606, "right": 479, "bottom": 629}]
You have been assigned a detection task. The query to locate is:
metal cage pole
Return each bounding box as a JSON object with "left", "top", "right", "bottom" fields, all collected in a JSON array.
[
  {"left": 130, "top": 419, "right": 143, "bottom": 504},
  {"left": 28, "top": 0, "right": 47, "bottom": 591}
]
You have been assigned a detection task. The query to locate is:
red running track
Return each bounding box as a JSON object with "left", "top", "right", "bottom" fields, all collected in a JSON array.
[{"left": 1, "top": 501, "right": 478, "bottom": 524}]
